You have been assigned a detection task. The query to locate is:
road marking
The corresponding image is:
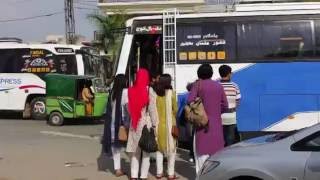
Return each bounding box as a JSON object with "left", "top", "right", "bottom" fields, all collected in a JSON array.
[{"left": 40, "top": 131, "right": 100, "bottom": 141}]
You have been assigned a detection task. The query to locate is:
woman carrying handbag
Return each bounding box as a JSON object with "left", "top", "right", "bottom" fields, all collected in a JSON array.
[
  {"left": 101, "top": 74, "right": 129, "bottom": 177},
  {"left": 126, "top": 69, "right": 158, "bottom": 180},
  {"left": 187, "top": 64, "right": 228, "bottom": 174}
]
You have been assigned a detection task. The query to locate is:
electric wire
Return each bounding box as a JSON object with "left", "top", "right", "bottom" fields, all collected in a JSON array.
[{"left": 0, "top": 11, "right": 64, "bottom": 23}]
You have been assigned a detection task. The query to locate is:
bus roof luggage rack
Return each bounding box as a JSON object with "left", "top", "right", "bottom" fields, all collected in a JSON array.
[{"left": 0, "top": 37, "right": 23, "bottom": 43}]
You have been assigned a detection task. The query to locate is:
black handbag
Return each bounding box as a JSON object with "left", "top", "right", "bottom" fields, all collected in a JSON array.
[{"left": 138, "top": 125, "right": 158, "bottom": 153}]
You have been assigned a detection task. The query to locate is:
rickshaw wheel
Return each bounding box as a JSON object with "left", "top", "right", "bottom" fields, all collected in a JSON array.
[{"left": 48, "top": 112, "right": 64, "bottom": 126}]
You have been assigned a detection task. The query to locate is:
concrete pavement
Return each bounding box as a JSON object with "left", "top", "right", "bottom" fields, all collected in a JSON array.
[{"left": 0, "top": 119, "right": 196, "bottom": 180}]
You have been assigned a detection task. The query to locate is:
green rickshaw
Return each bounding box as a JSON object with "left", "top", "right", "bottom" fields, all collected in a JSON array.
[{"left": 45, "top": 74, "right": 108, "bottom": 126}]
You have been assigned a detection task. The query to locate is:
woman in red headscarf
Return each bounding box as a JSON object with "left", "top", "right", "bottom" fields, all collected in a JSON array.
[{"left": 126, "top": 68, "right": 158, "bottom": 180}]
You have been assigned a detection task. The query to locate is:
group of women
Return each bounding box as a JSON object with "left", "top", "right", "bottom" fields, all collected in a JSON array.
[{"left": 102, "top": 64, "right": 228, "bottom": 179}]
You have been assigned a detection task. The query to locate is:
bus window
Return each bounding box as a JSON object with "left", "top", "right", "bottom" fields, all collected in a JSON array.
[
  {"left": 0, "top": 49, "right": 28, "bottom": 73},
  {"left": 55, "top": 55, "right": 77, "bottom": 74},
  {"left": 314, "top": 20, "right": 320, "bottom": 56},
  {"left": 82, "top": 53, "right": 96, "bottom": 76},
  {"left": 238, "top": 20, "right": 313, "bottom": 61}
]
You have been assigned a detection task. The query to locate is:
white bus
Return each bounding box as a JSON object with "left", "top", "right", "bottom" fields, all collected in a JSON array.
[
  {"left": 115, "top": 2, "right": 320, "bottom": 138},
  {"left": 0, "top": 41, "right": 107, "bottom": 120}
]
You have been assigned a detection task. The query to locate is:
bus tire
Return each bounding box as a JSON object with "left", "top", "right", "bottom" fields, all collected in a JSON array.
[
  {"left": 48, "top": 112, "right": 64, "bottom": 126},
  {"left": 30, "top": 97, "right": 46, "bottom": 120}
]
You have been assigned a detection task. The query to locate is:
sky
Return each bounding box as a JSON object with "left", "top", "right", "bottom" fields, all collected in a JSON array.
[{"left": 0, "top": 0, "right": 99, "bottom": 42}]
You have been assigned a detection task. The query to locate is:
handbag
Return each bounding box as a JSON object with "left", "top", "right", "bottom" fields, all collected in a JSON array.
[
  {"left": 184, "top": 80, "right": 208, "bottom": 128},
  {"left": 139, "top": 125, "right": 158, "bottom": 153},
  {"left": 118, "top": 102, "right": 130, "bottom": 142},
  {"left": 138, "top": 88, "right": 158, "bottom": 153},
  {"left": 118, "top": 125, "right": 128, "bottom": 142},
  {"left": 171, "top": 125, "right": 179, "bottom": 139}
]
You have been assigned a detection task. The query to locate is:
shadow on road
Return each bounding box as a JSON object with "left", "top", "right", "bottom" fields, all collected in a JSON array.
[
  {"left": 96, "top": 148, "right": 196, "bottom": 179},
  {"left": 0, "top": 112, "right": 23, "bottom": 119}
]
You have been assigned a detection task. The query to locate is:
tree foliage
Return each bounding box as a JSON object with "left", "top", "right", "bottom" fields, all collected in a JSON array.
[{"left": 88, "top": 12, "right": 127, "bottom": 52}]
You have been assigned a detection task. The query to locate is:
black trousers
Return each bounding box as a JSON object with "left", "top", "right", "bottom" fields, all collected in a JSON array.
[{"left": 223, "top": 124, "right": 240, "bottom": 147}]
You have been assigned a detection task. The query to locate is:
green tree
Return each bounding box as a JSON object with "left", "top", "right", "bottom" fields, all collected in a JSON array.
[
  {"left": 89, "top": 12, "right": 127, "bottom": 56},
  {"left": 89, "top": 12, "right": 128, "bottom": 81}
]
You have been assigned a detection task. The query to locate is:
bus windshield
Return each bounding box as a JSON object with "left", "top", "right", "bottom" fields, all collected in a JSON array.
[{"left": 81, "top": 47, "right": 107, "bottom": 84}]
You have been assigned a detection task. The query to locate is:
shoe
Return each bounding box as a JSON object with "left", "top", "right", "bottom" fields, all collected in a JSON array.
[
  {"left": 188, "top": 158, "right": 194, "bottom": 163},
  {"left": 167, "top": 175, "right": 179, "bottom": 180},
  {"left": 114, "top": 169, "right": 125, "bottom": 177},
  {"left": 156, "top": 174, "right": 164, "bottom": 179},
  {"left": 130, "top": 178, "right": 138, "bottom": 180}
]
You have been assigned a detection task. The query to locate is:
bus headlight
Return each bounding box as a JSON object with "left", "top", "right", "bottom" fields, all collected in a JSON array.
[{"left": 200, "top": 160, "right": 220, "bottom": 176}]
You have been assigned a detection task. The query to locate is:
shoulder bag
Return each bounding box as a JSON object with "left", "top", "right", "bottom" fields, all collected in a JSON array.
[
  {"left": 138, "top": 91, "right": 158, "bottom": 153},
  {"left": 184, "top": 80, "right": 208, "bottom": 128}
]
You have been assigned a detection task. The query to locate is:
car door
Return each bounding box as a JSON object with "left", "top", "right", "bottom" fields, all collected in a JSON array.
[
  {"left": 291, "top": 130, "right": 320, "bottom": 180},
  {"left": 304, "top": 133, "right": 320, "bottom": 180},
  {"left": 305, "top": 152, "right": 320, "bottom": 180}
]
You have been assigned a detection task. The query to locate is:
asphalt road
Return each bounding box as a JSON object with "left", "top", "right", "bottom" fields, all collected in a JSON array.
[{"left": 0, "top": 118, "right": 196, "bottom": 180}]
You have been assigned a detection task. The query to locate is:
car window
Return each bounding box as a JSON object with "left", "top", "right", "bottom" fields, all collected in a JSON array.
[
  {"left": 305, "top": 135, "right": 320, "bottom": 147},
  {"left": 291, "top": 131, "right": 320, "bottom": 151}
]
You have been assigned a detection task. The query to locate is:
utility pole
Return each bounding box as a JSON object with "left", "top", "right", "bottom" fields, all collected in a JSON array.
[{"left": 64, "top": 0, "right": 75, "bottom": 44}]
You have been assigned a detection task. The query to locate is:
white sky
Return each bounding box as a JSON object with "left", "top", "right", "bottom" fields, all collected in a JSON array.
[{"left": 0, "top": 0, "right": 99, "bottom": 42}]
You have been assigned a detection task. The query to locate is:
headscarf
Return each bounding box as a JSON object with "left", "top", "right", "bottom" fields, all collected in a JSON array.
[{"left": 128, "top": 68, "right": 150, "bottom": 130}]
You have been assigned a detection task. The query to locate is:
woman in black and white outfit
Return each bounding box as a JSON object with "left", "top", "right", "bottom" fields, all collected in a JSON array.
[{"left": 102, "top": 74, "right": 129, "bottom": 177}]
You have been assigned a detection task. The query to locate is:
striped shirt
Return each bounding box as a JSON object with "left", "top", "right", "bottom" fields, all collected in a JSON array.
[{"left": 220, "top": 80, "right": 241, "bottom": 125}]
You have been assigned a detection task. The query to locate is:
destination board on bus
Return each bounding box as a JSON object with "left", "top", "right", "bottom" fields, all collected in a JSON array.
[{"left": 176, "top": 22, "right": 236, "bottom": 63}]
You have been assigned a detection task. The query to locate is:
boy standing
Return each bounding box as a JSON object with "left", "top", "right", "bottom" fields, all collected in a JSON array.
[{"left": 219, "top": 65, "right": 241, "bottom": 146}]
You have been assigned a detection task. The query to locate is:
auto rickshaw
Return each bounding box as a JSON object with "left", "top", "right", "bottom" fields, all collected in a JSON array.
[{"left": 45, "top": 74, "right": 108, "bottom": 126}]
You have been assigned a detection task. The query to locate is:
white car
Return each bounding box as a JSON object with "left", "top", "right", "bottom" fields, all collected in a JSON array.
[{"left": 198, "top": 123, "right": 320, "bottom": 180}]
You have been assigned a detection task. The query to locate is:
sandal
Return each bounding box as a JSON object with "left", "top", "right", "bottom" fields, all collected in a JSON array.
[
  {"left": 115, "top": 169, "right": 125, "bottom": 177},
  {"left": 167, "top": 175, "right": 179, "bottom": 180},
  {"left": 156, "top": 174, "right": 164, "bottom": 179}
]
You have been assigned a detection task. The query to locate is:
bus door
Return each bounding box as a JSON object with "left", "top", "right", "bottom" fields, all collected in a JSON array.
[{"left": 127, "top": 24, "right": 163, "bottom": 84}]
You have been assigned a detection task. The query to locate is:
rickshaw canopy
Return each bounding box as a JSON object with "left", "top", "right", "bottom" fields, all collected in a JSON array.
[{"left": 45, "top": 74, "right": 94, "bottom": 98}]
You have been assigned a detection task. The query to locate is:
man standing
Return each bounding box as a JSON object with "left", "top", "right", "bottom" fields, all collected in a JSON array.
[{"left": 219, "top": 65, "right": 241, "bottom": 146}]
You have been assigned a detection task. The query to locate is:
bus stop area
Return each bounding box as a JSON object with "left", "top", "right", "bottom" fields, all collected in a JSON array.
[{"left": 0, "top": 118, "right": 195, "bottom": 180}]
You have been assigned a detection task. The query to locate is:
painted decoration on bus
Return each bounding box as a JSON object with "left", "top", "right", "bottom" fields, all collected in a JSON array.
[
  {"left": 176, "top": 22, "right": 236, "bottom": 62},
  {"left": 135, "top": 25, "right": 162, "bottom": 34},
  {"left": 21, "top": 49, "right": 56, "bottom": 73}
]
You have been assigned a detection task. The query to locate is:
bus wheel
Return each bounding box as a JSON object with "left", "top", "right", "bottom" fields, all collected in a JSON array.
[
  {"left": 31, "top": 97, "right": 46, "bottom": 120},
  {"left": 48, "top": 112, "right": 64, "bottom": 126}
]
